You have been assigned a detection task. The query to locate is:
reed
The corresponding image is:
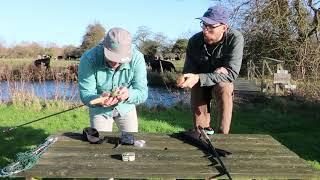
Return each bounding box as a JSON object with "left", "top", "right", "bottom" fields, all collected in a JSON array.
[{"left": 0, "top": 64, "right": 79, "bottom": 106}]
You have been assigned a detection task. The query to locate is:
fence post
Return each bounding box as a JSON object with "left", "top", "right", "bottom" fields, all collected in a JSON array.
[
  {"left": 261, "top": 59, "right": 266, "bottom": 92},
  {"left": 247, "top": 61, "right": 250, "bottom": 80},
  {"left": 159, "top": 60, "right": 164, "bottom": 74}
]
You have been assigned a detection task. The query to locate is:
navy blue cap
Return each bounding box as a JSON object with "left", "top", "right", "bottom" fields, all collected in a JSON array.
[{"left": 197, "top": 6, "right": 229, "bottom": 25}]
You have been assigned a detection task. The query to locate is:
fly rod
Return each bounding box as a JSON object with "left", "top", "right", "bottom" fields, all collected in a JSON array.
[
  {"left": 3, "top": 96, "right": 108, "bottom": 133},
  {"left": 198, "top": 126, "right": 232, "bottom": 180},
  {"left": 2, "top": 104, "right": 85, "bottom": 133}
]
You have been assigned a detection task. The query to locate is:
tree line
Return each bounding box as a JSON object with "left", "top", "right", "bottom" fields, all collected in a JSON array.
[
  {"left": 0, "top": 23, "right": 188, "bottom": 61},
  {"left": 1, "top": 0, "right": 319, "bottom": 83},
  {"left": 227, "top": 0, "right": 320, "bottom": 82}
]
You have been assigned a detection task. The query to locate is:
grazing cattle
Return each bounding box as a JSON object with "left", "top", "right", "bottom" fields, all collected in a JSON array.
[
  {"left": 65, "top": 55, "right": 79, "bottom": 60},
  {"left": 149, "top": 59, "right": 176, "bottom": 72},
  {"left": 143, "top": 55, "right": 176, "bottom": 72},
  {"left": 144, "top": 55, "right": 155, "bottom": 67},
  {"left": 34, "top": 55, "right": 51, "bottom": 69}
]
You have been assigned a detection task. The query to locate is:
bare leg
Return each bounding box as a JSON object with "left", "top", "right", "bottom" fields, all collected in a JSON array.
[
  {"left": 191, "top": 86, "right": 212, "bottom": 130},
  {"left": 213, "top": 82, "right": 234, "bottom": 134}
]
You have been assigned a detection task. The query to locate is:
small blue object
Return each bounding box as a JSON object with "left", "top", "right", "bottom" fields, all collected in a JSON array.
[
  {"left": 120, "top": 132, "right": 134, "bottom": 145},
  {"left": 206, "top": 130, "right": 214, "bottom": 135},
  {"left": 204, "top": 127, "right": 215, "bottom": 135}
]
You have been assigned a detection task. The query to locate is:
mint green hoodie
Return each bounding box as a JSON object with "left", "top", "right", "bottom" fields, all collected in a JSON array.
[{"left": 78, "top": 43, "right": 148, "bottom": 117}]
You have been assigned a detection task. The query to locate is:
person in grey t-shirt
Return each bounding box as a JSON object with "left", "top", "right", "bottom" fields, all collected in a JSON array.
[{"left": 178, "top": 5, "right": 244, "bottom": 134}]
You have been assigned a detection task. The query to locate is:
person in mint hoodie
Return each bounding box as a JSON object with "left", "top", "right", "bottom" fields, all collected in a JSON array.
[{"left": 78, "top": 27, "right": 148, "bottom": 133}]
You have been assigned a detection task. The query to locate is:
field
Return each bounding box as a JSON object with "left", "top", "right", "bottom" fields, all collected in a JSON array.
[{"left": 0, "top": 58, "right": 79, "bottom": 68}]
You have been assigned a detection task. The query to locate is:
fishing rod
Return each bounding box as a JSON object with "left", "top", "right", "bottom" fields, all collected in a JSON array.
[
  {"left": 2, "top": 96, "right": 108, "bottom": 134},
  {"left": 198, "top": 126, "right": 232, "bottom": 180},
  {"left": 2, "top": 104, "right": 84, "bottom": 133}
]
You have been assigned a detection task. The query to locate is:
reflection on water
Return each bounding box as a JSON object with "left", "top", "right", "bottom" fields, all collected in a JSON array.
[
  {"left": 146, "top": 87, "right": 190, "bottom": 107},
  {"left": 0, "top": 81, "right": 190, "bottom": 107}
]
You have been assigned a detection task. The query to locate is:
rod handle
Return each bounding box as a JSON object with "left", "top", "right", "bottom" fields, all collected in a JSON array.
[
  {"left": 2, "top": 127, "right": 14, "bottom": 133},
  {"left": 89, "top": 97, "right": 108, "bottom": 105}
]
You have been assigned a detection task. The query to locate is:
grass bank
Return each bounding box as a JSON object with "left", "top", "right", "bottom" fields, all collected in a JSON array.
[
  {"left": 0, "top": 96, "right": 319, "bottom": 170},
  {"left": 0, "top": 58, "right": 79, "bottom": 69}
]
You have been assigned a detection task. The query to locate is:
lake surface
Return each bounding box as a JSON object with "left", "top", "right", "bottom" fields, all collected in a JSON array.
[{"left": 0, "top": 81, "right": 190, "bottom": 107}]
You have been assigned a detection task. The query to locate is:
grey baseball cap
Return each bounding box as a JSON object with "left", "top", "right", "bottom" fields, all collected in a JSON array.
[
  {"left": 197, "top": 6, "right": 229, "bottom": 25},
  {"left": 103, "top": 27, "right": 132, "bottom": 63}
]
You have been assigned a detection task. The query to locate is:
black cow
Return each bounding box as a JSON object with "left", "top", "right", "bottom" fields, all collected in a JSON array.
[
  {"left": 65, "top": 55, "right": 79, "bottom": 60},
  {"left": 144, "top": 55, "right": 154, "bottom": 67},
  {"left": 149, "top": 59, "right": 176, "bottom": 72},
  {"left": 34, "top": 55, "right": 51, "bottom": 69}
]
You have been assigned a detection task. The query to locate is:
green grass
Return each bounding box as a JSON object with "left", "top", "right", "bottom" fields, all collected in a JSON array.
[
  {"left": 0, "top": 58, "right": 79, "bottom": 68},
  {"left": 0, "top": 96, "right": 319, "bottom": 171},
  {"left": 0, "top": 58, "right": 33, "bottom": 67},
  {"left": 231, "top": 96, "right": 320, "bottom": 166},
  {"left": 138, "top": 104, "right": 193, "bottom": 132},
  {"left": 171, "top": 59, "right": 185, "bottom": 72}
]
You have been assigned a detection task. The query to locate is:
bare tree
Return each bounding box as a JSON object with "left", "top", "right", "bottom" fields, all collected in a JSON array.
[
  {"left": 232, "top": 0, "right": 320, "bottom": 82},
  {"left": 172, "top": 39, "right": 188, "bottom": 60},
  {"left": 133, "top": 26, "right": 152, "bottom": 49},
  {"left": 80, "top": 23, "right": 106, "bottom": 53}
]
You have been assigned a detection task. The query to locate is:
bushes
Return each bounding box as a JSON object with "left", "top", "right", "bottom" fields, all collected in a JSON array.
[{"left": 147, "top": 71, "right": 180, "bottom": 88}]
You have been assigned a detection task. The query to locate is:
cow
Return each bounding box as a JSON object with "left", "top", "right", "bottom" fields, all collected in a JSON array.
[
  {"left": 34, "top": 55, "right": 51, "bottom": 70},
  {"left": 149, "top": 59, "right": 176, "bottom": 72},
  {"left": 144, "top": 55, "right": 154, "bottom": 67},
  {"left": 65, "top": 55, "right": 79, "bottom": 60}
]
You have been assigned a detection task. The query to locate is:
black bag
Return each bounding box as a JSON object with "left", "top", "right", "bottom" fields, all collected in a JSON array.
[{"left": 82, "top": 127, "right": 104, "bottom": 144}]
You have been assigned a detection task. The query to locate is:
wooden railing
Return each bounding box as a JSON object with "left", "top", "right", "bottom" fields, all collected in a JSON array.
[
  {"left": 247, "top": 57, "right": 284, "bottom": 80},
  {"left": 247, "top": 57, "right": 288, "bottom": 93}
]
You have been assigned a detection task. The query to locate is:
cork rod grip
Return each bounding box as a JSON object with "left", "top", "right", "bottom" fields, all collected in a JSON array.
[{"left": 89, "top": 97, "right": 107, "bottom": 105}]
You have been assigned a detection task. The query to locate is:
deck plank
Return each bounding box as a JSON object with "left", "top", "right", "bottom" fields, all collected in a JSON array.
[{"left": 17, "top": 132, "right": 319, "bottom": 179}]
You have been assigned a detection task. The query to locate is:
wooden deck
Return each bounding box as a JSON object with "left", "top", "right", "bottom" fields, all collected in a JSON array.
[
  {"left": 234, "top": 78, "right": 260, "bottom": 94},
  {"left": 17, "top": 133, "right": 319, "bottom": 179}
]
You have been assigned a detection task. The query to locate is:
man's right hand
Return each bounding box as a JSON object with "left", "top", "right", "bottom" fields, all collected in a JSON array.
[
  {"left": 100, "top": 92, "right": 119, "bottom": 107},
  {"left": 178, "top": 73, "right": 200, "bottom": 89}
]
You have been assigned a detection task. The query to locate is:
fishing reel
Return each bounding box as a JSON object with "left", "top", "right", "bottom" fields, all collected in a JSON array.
[{"left": 120, "top": 132, "right": 134, "bottom": 145}]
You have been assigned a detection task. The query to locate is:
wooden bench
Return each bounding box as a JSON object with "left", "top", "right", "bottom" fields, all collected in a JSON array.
[{"left": 17, "top": 133, "right": 319, "bottom": 179}]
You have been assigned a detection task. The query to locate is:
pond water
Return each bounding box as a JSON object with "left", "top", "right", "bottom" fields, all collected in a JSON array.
[{"left": 0, "top": 81, "right": 190, "bottom": 107}]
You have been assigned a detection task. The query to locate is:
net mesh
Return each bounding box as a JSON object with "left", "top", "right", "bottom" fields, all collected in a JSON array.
[{"left": 0, "top": 136, "right": 58, "bottom": 177}]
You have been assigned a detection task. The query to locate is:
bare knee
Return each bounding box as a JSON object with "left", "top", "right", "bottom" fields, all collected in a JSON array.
[{"left": 215, "top": 82, "right": 234, "bottom": 96}]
